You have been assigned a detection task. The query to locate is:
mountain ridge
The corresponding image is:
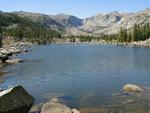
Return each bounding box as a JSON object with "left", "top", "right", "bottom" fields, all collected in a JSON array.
[{"left": 1, "top": 8, "right": 150, "bottom": 36}]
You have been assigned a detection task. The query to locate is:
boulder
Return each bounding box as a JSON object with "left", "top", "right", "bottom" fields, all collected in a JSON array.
[
  {"left": 41, "top": 102, "right": 72, "bottom": 113},
  {"left": 0, "top": 55, "right": 9, "bottom": 63},
  {"left": 0, "top": 86, "right": 34, "bottom": 113},
  {"left": 123, "top": 84, "right": 144, "bottom": 92},
  {"left": 30, "top": 103, "right": 44, "bottom": 113},
  {"left": 41, "top": 98, "right": 80, "bottom": 113},
  {"left": 72, "top": 109, "right": 80, "bottom": 113},
  {"left": 0, "top": 47, "right": 22, "bottom": 56},
  {"left": 5, "top": 58, "right": 23, "bottom": 63}
]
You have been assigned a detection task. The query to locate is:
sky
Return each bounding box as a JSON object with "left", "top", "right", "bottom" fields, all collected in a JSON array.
[{"left": 0, "top": 0, "right": 150, "bottom": 18}]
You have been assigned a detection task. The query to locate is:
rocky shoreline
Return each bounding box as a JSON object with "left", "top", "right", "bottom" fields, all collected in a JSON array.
[
  {"left": 0, "top": 86, "right": 80, "bottom": 113},
  {"left": 0, "top": 46, "right": 29, "bottom": 64},
  {"left": 1, "top": 38, "right": 150, "bottom": 113},
  {"left": 0, "top": 38, "right": 34, "bottom": 64},
  {"left": 115, "top": 38, "right": 150, "bottom": 47},
  {"left": 0, "top": 83, "right": 149, "bottom": 113},
  {"left": 46, "top": 37, "right": 150, "bottom": 48}
]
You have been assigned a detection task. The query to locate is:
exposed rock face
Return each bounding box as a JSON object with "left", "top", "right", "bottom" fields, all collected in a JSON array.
[
  {"left": 0, "top": 86, "right": 34, "bottom": 113},
  {"left": 13, "top": 8, "right": 150, "bottom": 36},
  {"left": 51, "top": 13, "right": 83, "bottom": 27},
  {"left": 14, "top": 12, "right": 83, "bottom": 31},
  {"left": 80, "top": 9, "right": 150, "bottom": 35},
  {"left": 123, "top": 84, "right": 144, "bottom": 92},
  {"left": 41, "top": 98, "right": 80, "bottom": 113}
]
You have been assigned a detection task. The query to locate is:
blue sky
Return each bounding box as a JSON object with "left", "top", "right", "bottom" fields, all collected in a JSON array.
[{"left": 0, "top": 0, "right": 150, "bottom": 18}]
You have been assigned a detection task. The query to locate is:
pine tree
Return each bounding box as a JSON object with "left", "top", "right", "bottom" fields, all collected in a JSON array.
[
  {"left": 131, "top": 24, "right": 138, "bottom": 41},
  {"left": 127, "top": 32, "right": 132, "bottom": 42},
  {"left": 0, "top": 27, "right": 2, "bottom": 47},
  {"left": 118, "top": 27, "right": 127, "bottom": 42}
]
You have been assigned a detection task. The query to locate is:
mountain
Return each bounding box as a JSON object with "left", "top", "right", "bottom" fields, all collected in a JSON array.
[
  {"left": 13, "top": 11, "right": 83, "bottom": 32},
  {"left": 0, "top": 11, "right": 61, "bottom": 44},
  {"left": 50, "top": 13, "right": 83, "bottom": 27},
  {"left": 80, "top": 8, "right": 150, "bottom": 35},
  {"left": 2, "top": 8, "right": 150, "bottom": 36}
]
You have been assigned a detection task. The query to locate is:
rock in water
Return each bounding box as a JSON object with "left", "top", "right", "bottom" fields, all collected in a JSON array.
[
  {"left": 0, "top": 86, "right": 34, "bottom": 113},
  {"left": 41, "top": 98, "right": 80, "bottom": 113},
  {"left": 41, "top": 103, "right": 72, "bottom": 113},
  {"left": 5, "top": 58, "right": 23, "bottom": 63},
  {"left": 71, "top": 109, "right": 80, "bottom": 113},
  {"left": 123, "top": 84, "right": 144, "bottom": 92}
]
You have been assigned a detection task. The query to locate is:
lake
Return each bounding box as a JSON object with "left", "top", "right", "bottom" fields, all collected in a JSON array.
[{"left": 1, "top": 44, "right": 150, "bottom": 113}]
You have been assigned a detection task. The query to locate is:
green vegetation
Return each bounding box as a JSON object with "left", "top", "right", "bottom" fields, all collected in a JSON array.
[
  {"left": 0, "top": 26, "right": 2, "bottom": 47},
  {"left": 66, "top": 24, "right": 150, "bottom": 43},
  {"left": 66, "top": 35, "right": 96, "bottom": 42},
  {"left": 0, "top": 12, "right": 150, "bottom": 46},
  {"left": 105, "top": 24, "right": 150, "bottom": 42},
  {"left": 0, "top": 13, "right": 61, "bottom": 45}
]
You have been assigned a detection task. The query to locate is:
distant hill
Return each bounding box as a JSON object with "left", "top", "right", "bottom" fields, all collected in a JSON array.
[
  {"left": 80, "top": 8, "right": 150, "bottom": 35},
  {"left": 0, "top": 8, "right": 150, "bottom": 40},
  {"left": 12, "top": 8, "right": 150, "bottom": 36},
  {"left": 0, "top": 11, "right": 61, "bottom": 44}
]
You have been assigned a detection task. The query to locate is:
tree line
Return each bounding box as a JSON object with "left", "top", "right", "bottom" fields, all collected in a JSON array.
[
  {"left": 103, "top": 24, "right": 150, "bottom": 42},
  {"left": 66, "top": 24, "right": 150, "bottom": 43},
  {"left": 0, "top": 13, "right": 61, "bottom": 46},
  {"left": 0, "top": 12, "right": 150, "bottom": 46}
]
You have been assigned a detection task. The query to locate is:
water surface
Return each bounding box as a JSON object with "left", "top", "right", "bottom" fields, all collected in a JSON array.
[{"left": 1, "top": 44, "right": 150, "bottom": 112}]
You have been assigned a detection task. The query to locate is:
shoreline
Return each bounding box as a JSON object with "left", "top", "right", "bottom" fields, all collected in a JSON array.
[
  {"left": 1, "top": 37, "right": 150, "bottom": 64},
  {"left": 1, "top": 40, "right": 150, "bottom": 113},
  {"left": 0, "top": 44, "right": 32, "bottom": 64},
  {"left": 39, "top": 37, "right": 150, "bottom": 47}
]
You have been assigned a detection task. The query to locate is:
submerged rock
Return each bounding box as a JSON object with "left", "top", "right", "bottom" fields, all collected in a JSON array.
[
  {"left": 41, "top": 98, "right": 80, "bottom": 113},
  {"left": 5, "top": 58, "right": 23, "bottom": 63},
  {"left": 0, "top": 86, "right": 34, "bottom": 113},
  {"left": 41, "top": 102, "right": 72, "bottom": 113},
  {"left": 123, "top": 84, "right": 144, "bottom": 92}
]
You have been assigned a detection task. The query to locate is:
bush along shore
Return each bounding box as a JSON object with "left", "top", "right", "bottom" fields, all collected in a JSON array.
[{"left": 49, "top": 36, "right": 150, "bottom": 47}]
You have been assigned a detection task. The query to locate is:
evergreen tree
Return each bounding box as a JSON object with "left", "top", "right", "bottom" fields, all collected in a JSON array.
[
  {"left": 118, "top": 27, "right": 127, "bottom": 42},
  {"left": 127, "top": 32, "right": 132, "bottom": 42},
  {"left": 0, "top": 26, "right": 2, "bottom": 47}
]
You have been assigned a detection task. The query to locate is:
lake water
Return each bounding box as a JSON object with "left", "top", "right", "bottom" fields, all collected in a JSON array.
[{"left": 1, "top": 44, "right": 150, "bottom": 113}]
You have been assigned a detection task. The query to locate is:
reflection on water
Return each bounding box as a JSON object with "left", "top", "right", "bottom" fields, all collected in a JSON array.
[{"left": 1, "top": 44, "right": 150, "bottom": 112}]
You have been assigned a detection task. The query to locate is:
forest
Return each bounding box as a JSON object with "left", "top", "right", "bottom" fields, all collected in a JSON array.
[{"left": 0, "top": 12, "right": 150, "bottom": 46}]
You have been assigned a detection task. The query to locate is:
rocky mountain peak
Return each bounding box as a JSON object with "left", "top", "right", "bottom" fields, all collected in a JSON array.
[
  {"left": 143, "top": 8, "right": 150, "bottom": 14},
  {"left": 6, "top": 8, "right": 150, "bottom": 36},
  {"left": 51, "top": 13, "right": 83, "bottom": 27},
  {"left": 55, "top": 13, "right": 71, "bottom": 18},
  {"left": 108, "top": 11, "right": 120, "bottom": 15}
]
